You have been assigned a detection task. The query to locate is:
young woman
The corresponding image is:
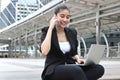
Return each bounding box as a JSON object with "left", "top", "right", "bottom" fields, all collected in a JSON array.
[{"left": 40, "top": 4, "right": 104, "bottom": 80}]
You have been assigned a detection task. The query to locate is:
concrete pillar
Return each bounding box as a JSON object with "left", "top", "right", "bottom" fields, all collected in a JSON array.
[
  {"left": 14, "top": 39, "right": 16, "bottom": 58},
  {"left": 34, "top": 27, "right": 38, "bottom": 58},
  {"left": 10, "top": 40, "right": 14, "bottom": 57},
  {"left": 25, "top": 30, "right": 28, "bottom": 57},
  {"left": 18, "top": 37, "right": 22, "bottom": 56},
  {"left": 8, "top": 42, "right": 12, "bottom": 58}
]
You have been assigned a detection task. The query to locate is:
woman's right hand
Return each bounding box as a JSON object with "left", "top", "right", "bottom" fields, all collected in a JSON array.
[{"left": 49, "top": 15, "right": 58, "bottom": 29}]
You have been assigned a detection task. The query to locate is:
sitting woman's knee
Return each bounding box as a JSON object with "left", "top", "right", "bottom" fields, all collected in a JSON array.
[{"left": 97, "top": 64, "right": 105, "bottom": 77}]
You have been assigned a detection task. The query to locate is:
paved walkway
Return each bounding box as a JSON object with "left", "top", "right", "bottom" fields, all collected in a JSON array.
[
  {"left": 0, "top": 58, "right": 120, "bottom": 80},
  {"left": 99, "top": 59, "right": 120, "bottom": 80}
]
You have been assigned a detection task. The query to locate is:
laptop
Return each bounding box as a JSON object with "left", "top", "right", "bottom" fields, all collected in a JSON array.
[{"left": 68, "top": 44, "right": 106, "bottom": 66}]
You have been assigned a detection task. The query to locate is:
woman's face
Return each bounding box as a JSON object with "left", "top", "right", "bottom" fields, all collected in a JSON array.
[{"left": 56, "top": 9, "right": 70, "bottom": 28}]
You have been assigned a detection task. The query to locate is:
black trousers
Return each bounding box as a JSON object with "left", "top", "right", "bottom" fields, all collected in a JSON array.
[{"left": 50, "top": 64, "right": 104, "bottom": 80}]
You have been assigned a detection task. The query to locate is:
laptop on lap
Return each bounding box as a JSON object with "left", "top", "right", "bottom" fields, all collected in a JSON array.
[{"left": 68, "top": 44, "right": 106, "bottom": 66}]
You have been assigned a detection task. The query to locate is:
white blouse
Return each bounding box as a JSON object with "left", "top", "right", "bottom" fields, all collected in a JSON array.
[{"left": 59, "top": 41, "right": 71, "bottom": 54}]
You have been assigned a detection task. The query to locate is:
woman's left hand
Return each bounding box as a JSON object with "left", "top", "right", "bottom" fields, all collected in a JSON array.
[{"left": 76, "top": 58, "right": 85, "bottom": 64}]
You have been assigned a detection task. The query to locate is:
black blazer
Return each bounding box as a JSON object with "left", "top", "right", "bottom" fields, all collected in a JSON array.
[{"left": 40, "top": 27, "right": 78, "bottom": 80}]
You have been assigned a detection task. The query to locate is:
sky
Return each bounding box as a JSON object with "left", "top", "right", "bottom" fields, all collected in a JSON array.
[{"left": 1, "top": 0, "right": 10, "bottom": 11}]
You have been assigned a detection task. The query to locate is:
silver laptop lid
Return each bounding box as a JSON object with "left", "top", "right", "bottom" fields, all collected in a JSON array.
[{"left": 84, "top": 44, "right": 106, "bottom": 65}]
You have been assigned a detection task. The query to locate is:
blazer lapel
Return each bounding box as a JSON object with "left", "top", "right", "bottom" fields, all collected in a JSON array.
[
  {"left": 52, "top": 28, "right": 76, "bottom": 53},
  {"left": 64, "top": 28, "right": 75, "bottom": 51},
  {"left": 52, "top": 28, "right": 62, "bottom": 52}
]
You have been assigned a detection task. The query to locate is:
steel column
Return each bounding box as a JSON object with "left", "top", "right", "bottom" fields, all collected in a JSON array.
[{"left": 95, "top": 5, "right": 101, "bottom": 44}]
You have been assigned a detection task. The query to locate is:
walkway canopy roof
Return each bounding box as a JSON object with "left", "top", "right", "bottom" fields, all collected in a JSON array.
[{"left": 0, "top": 0, "right": 120, "bottom": 42}]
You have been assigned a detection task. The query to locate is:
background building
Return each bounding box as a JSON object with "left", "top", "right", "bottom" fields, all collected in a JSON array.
[
  {"left": 16, "top": 3, "right": 38, "bottom": 21},
  {"left": 0, "top": 0, "right": 39, "bottom": 28},
  {"left": 0, "top": 1, "right": 16, "bottom": 28}
]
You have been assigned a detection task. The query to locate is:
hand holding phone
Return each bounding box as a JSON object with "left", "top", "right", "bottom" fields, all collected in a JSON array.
[
  {"left": 55, "top": 20, "right": 60, "bottom": 26},
  {"left": 49, "top": 15, "right": 58, "bottom": 29}
]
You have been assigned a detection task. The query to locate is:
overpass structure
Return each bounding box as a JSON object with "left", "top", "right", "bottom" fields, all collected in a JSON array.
[{"left": 0, "top": 0, "right": 120, "bottom": 58}]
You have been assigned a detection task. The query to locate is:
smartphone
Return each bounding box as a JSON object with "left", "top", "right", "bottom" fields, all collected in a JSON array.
[{"left": 55, "top": 20, "right": 60, "bottom": 26}]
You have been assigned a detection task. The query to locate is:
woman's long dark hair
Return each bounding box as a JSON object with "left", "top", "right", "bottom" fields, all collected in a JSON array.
[{"left": 54, "top": 4, "right": 70, "bottom": 15}]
